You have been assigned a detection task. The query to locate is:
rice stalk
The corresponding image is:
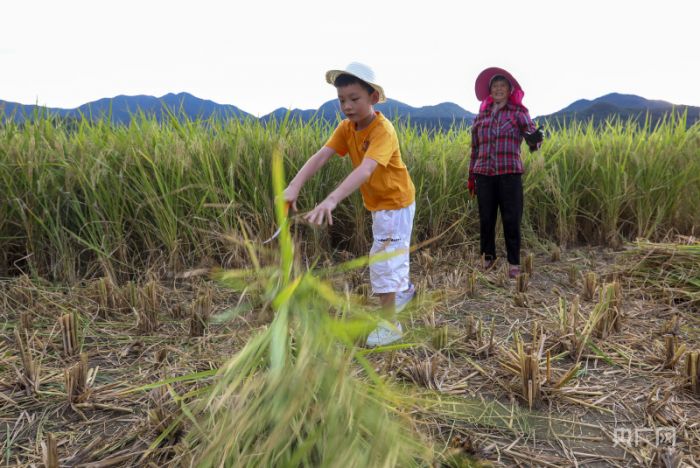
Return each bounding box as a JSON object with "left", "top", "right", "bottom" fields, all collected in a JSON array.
[
  {"left": 122, "top": 281, "right": 139, "bottom": 313},
  {"left": 662, "top": 314, "right": 681, "bottom": 336},
  {"left": 65, "top": 352, "right": 92, "bottom": 404},
  {"left": 59, "top": 312, "right": 79, "bottom": 357},
  {"left": 568, "top": 264, "right": 578, "bottom": 286},
  {"left": 465, "top": 315, "right": 477, "bottom": 340},
  {"left": 400, "top": 355, "right": 441, "bottom": 390},
  {"left": 19, "top": 310, "right": 33, "bottom": 332},
  {"left": 550, "top": 245, "right": 561, "bottom": 262},
  {"left": 14, "top": 328, "right": 39, "bottom": 395},
  {"left": 500, "top": 332, "right": 543, "bottom": 409},
  {"left": 41, "top": 433, "right": 58, "bottom": 468},
  {"left": 654, "top": 447, "right": 683, "bottom": 468},
  {"left": 465, "top": 270, "right": 477, "bottom": 298},
  {"left": 189, "top": 288, "right": 213, "bottom": 337},
  {"left": 148, "top": 385, "right": 183, "bottom": 442},
  {"left": 431, "top": 325, "right": 450, "bottom": 351},
  {"left": 516, "top": 272, "right": 529, "bottom": 293},
  {"left": 593, "top": 282, "right": 623, "bottom": 338},
  {"left": 582, "top": 271, "right": 597, "bottom": 301},
  {"left": 521, "top": 348, "right": 541, "bottom": 409},
  {"left": 95, "top": 276, "right": 118, "bottom": 318},
  {"left": 137, "top": 279, "right": 159, "bottom": 334},
  {"left": 513, "top": 293, "right": 529, "bottom": 308},
  {"left": 684, "top": 351, "right": 699, "bottom": 395},
  {"left": 524, "top": 253, "right": 534, "bottom": 275}
]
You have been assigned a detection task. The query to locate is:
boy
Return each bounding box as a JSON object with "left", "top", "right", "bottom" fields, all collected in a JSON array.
[{"left": 282, "top": 62, "right": 415, "bottom": 347}]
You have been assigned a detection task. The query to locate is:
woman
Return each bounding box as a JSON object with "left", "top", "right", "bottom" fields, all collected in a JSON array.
[{"left": 468, "top": 67, "right": 543, "bottom": 278}]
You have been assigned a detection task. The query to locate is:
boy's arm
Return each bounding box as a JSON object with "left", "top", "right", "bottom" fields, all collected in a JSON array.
[
  {"left": 282, "top": 146, "right": 336, "bottom": 211},
  {"left": 304, "top": 157, "right": 378, "bottom": 226}
]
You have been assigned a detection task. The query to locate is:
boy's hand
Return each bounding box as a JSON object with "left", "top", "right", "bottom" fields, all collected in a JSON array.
[
  {"left": 281, "top": 185, "right": 300, "bottom": 212},
  {"left": 304, "top": 197, "right": 338, "bottom": 226},
  {"left": 467, "top": 174, "right": 476, "bottom": 197}
]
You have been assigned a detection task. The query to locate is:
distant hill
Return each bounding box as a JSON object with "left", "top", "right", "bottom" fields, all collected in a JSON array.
[
  {"left": 538, "top": 93, "right": 700, "bottom": 127},
  {"left": 2, "top": 91, "right": 699, "bottom": 129},
  {"left": 1, "top": 93, "right": 474, "bottom": 129},
  {"left": 0, "top": 92, "right": 252, "bottom": 124},
  {"left": 261, "top": 99, "right": 475, "bottom": 129}
]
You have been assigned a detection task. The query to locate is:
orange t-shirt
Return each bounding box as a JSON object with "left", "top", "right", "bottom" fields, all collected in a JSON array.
[{"left": 325, "top": 112, "right": 415, "bottom": 211}]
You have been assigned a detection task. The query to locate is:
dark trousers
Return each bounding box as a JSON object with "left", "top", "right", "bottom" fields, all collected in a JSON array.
[{"left": 475, "top": 173, "right": 523, "bottom": 265}]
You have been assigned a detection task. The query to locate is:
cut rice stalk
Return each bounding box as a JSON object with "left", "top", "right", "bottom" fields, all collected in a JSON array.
[
  {"left": 14, "top": 327, "right": 39, "bottom": 395},
  {"left": 684, "top": 351, "right": 699, "bottom": 395},
  {"left": 582, "top": 271, "right": 597, "bottom": 301},
  {"left": 59, "top": 312, "right": 79, "bottom": 357},
  {"left": 42, "top": 433, "right": 58, "bottom": 468}
]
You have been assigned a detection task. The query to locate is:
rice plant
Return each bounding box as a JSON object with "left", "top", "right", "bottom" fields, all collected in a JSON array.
[{"left": 2, "top": 113, "right": 699, "bottom": 279}]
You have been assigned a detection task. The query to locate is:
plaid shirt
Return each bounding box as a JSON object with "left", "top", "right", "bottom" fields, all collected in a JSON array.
[{"left": 469, "top": 103, "right": 537, "bottom": 177}]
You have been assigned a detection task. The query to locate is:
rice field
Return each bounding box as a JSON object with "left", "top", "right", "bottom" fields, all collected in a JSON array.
[{"left": 1, "top": 114, "right": 699, "bottom": 467}]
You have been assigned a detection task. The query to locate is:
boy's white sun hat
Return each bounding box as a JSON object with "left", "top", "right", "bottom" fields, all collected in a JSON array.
[{"left": 325, "top": 62, "right": 386, "bottom": 103}]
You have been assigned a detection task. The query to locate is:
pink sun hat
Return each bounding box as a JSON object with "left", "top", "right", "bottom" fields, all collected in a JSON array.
[{"left": 474, "top": 67, "right": 522, "bottom": 101}]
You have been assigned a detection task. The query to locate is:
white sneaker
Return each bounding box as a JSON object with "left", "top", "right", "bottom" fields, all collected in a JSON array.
[
  {"left": 365, "top": 321, "right": 403, "bottom": 347},
  {"left": 395, "top": 283, "right": 415, "bottom": 312}
]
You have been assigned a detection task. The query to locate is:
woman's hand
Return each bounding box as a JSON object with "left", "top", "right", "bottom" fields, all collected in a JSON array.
[
  {"left": 523, "top": 126, "right": 544, "bottom": 145},
  {"left": 304, "top": 197, "right": 338, "bottom": 226}
]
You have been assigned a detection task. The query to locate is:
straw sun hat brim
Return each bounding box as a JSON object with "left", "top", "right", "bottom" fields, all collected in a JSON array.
[{"left": 325, "top": 69, "right": 386, "bottom": 103}]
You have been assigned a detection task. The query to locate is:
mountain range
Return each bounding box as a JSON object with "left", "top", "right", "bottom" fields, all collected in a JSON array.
[
  {"left": 537, "top": 93, "right": 700, "bottom": 127},
  {"left": 1, "top": 92, "right": 698, "bottom": 128}
]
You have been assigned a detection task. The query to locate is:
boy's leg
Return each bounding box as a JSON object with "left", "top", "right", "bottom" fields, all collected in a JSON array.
[
  {"left": 366, "top": 203, "right": 415, "bottom": 346},
  {"left": 476, "top": 175, "right": 498, "bottom": 262},
  {"left": 498, "top": 173, "right": 523, "bottom": 266},
  {"left": 369, "top": 204, "right": 415, "bottom": 302},
  {"left": 377, "top": 292, "right": 397, "bottom": 317}
]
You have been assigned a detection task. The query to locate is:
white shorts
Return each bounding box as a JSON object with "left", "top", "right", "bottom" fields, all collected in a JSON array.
[{"left": 369, "top": 202, "right": 415, "bottom": 294}]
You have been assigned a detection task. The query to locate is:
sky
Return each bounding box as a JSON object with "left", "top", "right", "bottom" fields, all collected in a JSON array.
[{"left": 2, "top": 0, "right": 698, "bottom": 118}]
